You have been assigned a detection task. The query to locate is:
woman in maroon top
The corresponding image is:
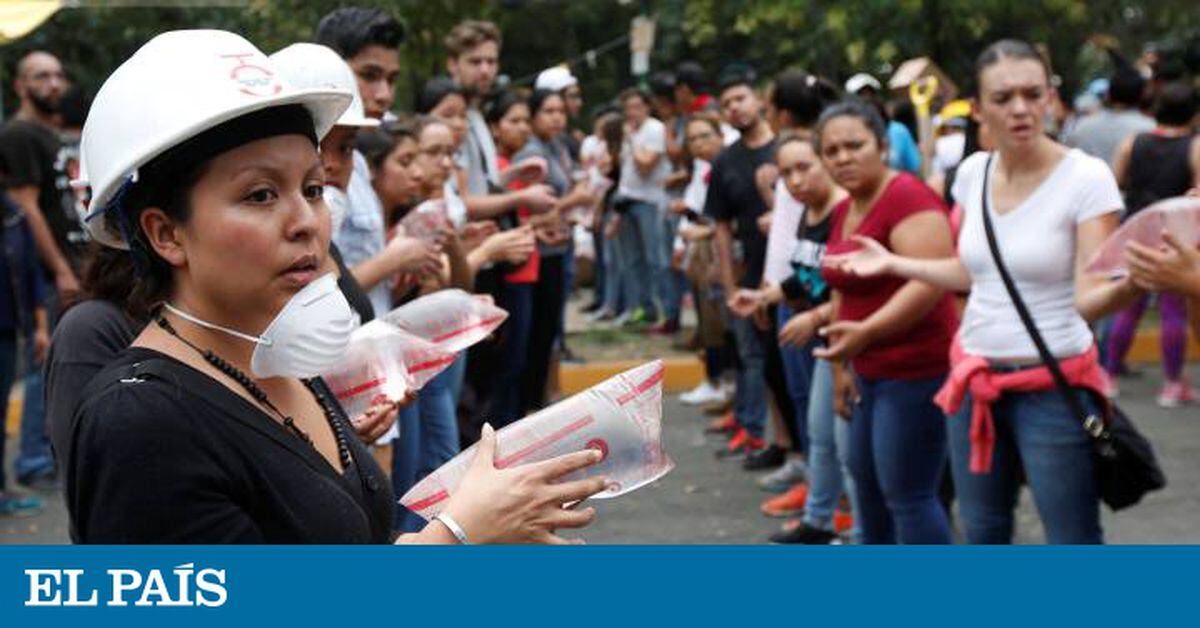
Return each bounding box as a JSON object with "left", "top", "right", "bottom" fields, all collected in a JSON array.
[{"left": 815, "top": 100, "right": 958, "bottom": 543}]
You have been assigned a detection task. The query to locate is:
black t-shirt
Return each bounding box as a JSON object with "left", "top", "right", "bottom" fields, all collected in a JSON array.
[
  {"left": 703, "top": 138, "right": 776, "bottom": 288},
  {"left": 45, "top": 299, "right": 139, "bottom": 464},
  {"left": 0, "top": 120, "right": 89, "bottom": 272},
  {"left": 67, "top": 347, "right": 394, "bottom": 544},
  {"left": 780, "top": 207, "right": 832, "bottom": 309}
]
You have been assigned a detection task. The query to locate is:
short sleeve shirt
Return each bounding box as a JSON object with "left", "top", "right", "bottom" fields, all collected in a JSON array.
[{"left": 953, "top": 149, "right": 1123, "bottom": 359}]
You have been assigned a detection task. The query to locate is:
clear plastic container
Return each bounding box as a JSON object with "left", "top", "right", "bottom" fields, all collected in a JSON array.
[
  {"left": 322, "top": 320, "right": 456, "bottom": 418},
  {"left": 1086, "top": 197, "right": 1200, "bottom": 275},
  {"left": 398, "top": 199, "right": 450, "bottom": 241},
  {"left": 379, "top": 289, "right": 508, "bottom": 354},
  {"left": 400, "top": 360, "right": 674, "bottom": 521}
]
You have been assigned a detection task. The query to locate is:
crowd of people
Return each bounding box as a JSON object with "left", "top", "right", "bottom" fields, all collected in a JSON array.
[{"left": 0, "top": 6, "right": 1198, "bottom": 544}]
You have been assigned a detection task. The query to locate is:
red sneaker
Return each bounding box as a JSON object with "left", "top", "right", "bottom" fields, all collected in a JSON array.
[
  {"left": 705, "top": 412, "right": 738, "bottom": 434},
  {"left": 833, "top": 509, "right": 854, "bottom": 534},
  {"left": 761, "top": 482, "right": 809, "bottom": 517},
  {"left": 715, "top": 428, "right": 765, "bottom": 459}
]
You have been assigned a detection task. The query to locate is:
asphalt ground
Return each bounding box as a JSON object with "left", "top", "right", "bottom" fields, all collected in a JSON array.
[{"left": 3, "top": 366, "right": 1197, "bottom": 544}]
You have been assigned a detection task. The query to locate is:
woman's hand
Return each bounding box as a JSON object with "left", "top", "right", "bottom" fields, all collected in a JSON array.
[
  {"left": 813, "top": 319, "right": 874, "bottom": 362},
  {"left": 823, "top": 235, "right": 896, "bottom": 277},
  {"left": 504, "top": 156, "right": 548, "bottom": 186},
  {"left": 756, "top": 210, "right": 774, "bottom": 236},
  {"left": 518, "top": 184, "right": 558, "bottom": 214},
  {"left": 727, "top": 288, "right": 764, "bottom": 319},
  {"left": 831, "top": 362, "right": 859, "bottom": 420},
  {"left": 350, "top": 393, "right": 411, "bottom": 444},
  {"left": 1125, "top": 230, "right": 1200, "bottom": 298},
  {"left": 384, "top": 235, "right": 443, "bottom": 277},
  {"left": 458, "top": 221, "right": 500, "bottom": 252},
  {"left": 604, "top": 214, "right": 621, "bottom": 240},
  {"left": 484, "top": 226, "right": 537, "bottom": 265},
  {"left": 441, "top": 424, "right": 607, "bottom": 544},
  {"left": 778, "top": 310, "right": 819, "bottom": 347}
]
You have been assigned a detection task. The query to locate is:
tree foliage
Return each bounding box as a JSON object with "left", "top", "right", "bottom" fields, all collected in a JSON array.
[{"left": 2, "top": 0, "right": 1197, "bottom": 118}]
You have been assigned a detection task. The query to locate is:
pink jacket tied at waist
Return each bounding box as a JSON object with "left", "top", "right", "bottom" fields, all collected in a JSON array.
[{"left": 934, "top": 340, "right": 1110, "bottom": 474}]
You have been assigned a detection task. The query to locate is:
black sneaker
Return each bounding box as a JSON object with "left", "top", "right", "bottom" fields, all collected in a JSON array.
[
  {"left": 770, "top": 522, "right": 840, "bottom": 545},
  {"left": 742, "top": 444, "right": 787, "bottom": 471}
]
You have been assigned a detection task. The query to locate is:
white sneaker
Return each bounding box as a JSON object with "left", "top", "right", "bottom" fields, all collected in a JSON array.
[{"left": 680, "top": 381, "right": 725, "bottom": 405}]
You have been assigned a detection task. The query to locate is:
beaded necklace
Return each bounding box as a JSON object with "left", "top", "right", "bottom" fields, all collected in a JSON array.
[{"left": 154, "top": 314, "right": 353, "bottom": 471}]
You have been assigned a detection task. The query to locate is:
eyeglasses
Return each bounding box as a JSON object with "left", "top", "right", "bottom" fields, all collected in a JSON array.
[
  {"left": 421, "top": 146, "right": 458, "bottom": 159},
  {"left": 686, "top": 131, "right": 718, "bottom": 143}
]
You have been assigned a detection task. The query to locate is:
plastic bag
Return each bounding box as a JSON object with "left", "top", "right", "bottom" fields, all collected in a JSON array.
[
  {"left": 1085, "top": 197, "right": 1200, "bottom": 275},
  {"left": 379, "top": 289, "right": 508, "bottom": 354},
  {"left": 398, "top": 199, "right": 450, "bottom": 241},
  {"left": 322, "top": 320, "right": 457, "bottom": 419},
  {"left": 400, "top": 360, "right": 674, "bottom": 521}
]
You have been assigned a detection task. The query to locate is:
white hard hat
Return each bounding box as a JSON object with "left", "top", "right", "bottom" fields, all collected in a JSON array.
[
  {"left": 535, "top": 66, "right": 578, "bottom": 93},
  {"left": 844, "top": 73, "right": 882, "bottom": 95},
  {"left": 269, "top": 43, "right": 379, "bottom": 129},
  {"left": 77, "top": 30, "right": 352, "bottom": 249}
]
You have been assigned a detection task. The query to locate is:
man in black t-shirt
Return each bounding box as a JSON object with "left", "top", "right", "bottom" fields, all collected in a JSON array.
[
  {"left": 0, "top": 51, "right": 79, "bottom": 489},
  {"left": 0, "top": 52, "right": 85, "bottom": 297},
  {"left": 703, "top": 64, "right": 776, "bottom": 456}
]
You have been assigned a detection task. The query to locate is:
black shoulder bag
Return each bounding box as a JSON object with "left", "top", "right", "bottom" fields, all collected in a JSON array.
[{"left": 979, "top": 153, "right": 1166, "bottom": 511}]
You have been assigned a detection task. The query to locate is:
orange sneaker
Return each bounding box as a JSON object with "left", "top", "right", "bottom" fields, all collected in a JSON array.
[
  {"left": 761, "top": 482, "right": 809, "bottom": 517},
  {"left": 705, "top": 412, "right": 738, "bottom": 434},
  {"left": 833, "top": 509, "right": 854, "bottom": 534}
]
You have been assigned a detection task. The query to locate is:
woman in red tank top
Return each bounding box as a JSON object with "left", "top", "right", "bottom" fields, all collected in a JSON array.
[{"left": 814, "top": 100, "right": 957, "bottom": 544}]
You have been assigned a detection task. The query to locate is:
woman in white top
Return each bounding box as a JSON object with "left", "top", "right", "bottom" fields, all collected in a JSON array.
[{"left": 827, "top": 40, "right": 1142, "bottom": 544}]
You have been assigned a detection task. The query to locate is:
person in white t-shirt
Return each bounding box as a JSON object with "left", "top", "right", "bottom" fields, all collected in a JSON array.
[
  {"left": 825, "top": 40, "right": 1143, "bottom": 544},
  {"left": 614, "top": 88, "right": 672, "bottom": 327}
]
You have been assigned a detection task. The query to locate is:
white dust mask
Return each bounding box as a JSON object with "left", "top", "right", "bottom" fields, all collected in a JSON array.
[
  {"left": 163, "top": 273, "right": 359, "bottom": 378},
  {"left": 323, "top": 185, "right": 350, "bottom": 236}
]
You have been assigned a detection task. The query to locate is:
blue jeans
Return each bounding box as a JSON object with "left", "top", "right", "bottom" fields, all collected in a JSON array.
[
  {"left": 591, "top": 223, "right": 605, "bottom": 306},
  {"left": 948, "top": 390, "right": 1103, "bottom": 544},
  {"left": 16, "top": 342, "right": 53, "bottom": 481},
  {"left": 559, "top": 240, "right": 575, "bottom": 344},
  {"left": 490, "top": 282, "right": 533, "bottom": 426},
  {"left": 0, "top": 333, "right": 19, "bottom": 490},
  {"left": 617, "top": 200, "right": 666, "bottom": 315},
  {"left": 418, "top": 355, "right": 462, "bottom": 480},
  {"left": 602, "top": 212, "right": 627, "bottom": 314},
  {"left": 849, "top": 375, "right": 952, "bottom": 544},
  {"left": 776, "top": 304, "right": 811, "bottom": 454},
  {"left": 392, "top": 402, "right": 423, "bottom": 532},
  {"left": 661, "top": 213, "right": 684, "bottom": 322},
  {"left": 803, "top": 358, "right": 859, "bottom": 541},
  {"left": 728, "top": 313, "right": 767, "bottom": 438}
]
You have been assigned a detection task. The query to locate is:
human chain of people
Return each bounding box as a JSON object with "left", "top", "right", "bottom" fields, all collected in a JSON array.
[{"left": 0, "top": 5, "right": 1198, "bottom": 545}]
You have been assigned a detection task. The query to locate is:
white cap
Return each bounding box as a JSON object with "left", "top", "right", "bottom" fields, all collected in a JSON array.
[
  {"left": 535, "top": 66, "right": 578, "bottom": 93},
  {"left": 844, "top": 73, "right": 882, "bottom": 95},
  {"left": 77, "top": 30, "right": 352, "bottom": 249},
  {"left": 270, "top": 43, "right": 379, "bottom": 128}
]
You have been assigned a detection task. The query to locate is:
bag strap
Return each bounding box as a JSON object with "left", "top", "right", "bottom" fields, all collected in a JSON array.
[{"left": 978, "top": 152, "right": 1108, "bottom": 440}]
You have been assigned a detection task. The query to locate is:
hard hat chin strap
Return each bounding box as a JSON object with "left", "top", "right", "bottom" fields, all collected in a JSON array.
[{"left": 106, "top": 175, "right": 151, "bottom": 274}]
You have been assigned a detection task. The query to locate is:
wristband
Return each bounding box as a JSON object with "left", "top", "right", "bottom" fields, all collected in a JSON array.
[{"left": 435, "top": 513, "right": 471, "bottom": 545}]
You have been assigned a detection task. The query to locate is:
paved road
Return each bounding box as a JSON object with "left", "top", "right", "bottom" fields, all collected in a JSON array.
[{"left": 3, "top": 367, "right": 1197, "bottom": 544}]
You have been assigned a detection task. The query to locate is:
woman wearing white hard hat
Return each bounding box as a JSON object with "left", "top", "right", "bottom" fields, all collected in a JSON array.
[
  {"left": 65, "top": 30, "right": 606, "bottom": 544},
  {"left": 46, "top": 42, "right": 406, "bottom": 477}
]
